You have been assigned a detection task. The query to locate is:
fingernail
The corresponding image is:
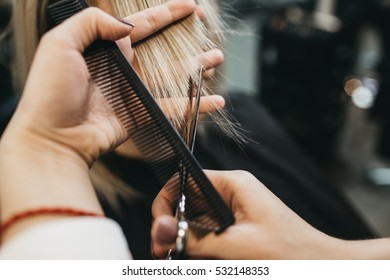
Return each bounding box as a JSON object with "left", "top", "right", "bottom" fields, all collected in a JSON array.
[
  {"left": 155, "top": 217, "right": 177, "bottom": 245},
  {"left": 214, "top": 95, "right": 225, "bottom": 107},
  {"left": 117, "top": 18, "right": 135, "bottom": 28}
]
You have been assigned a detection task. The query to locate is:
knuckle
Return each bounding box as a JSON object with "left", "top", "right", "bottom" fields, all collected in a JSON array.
[
  {"left": 40, "top": 30, "right": 62, "bottom": 46},
  {"left": 213, "top": 49, "right": 225, "bottom": 62},
  {"left": 232, "top": 170, "right": 256, "bottom": 184},
  {"left": 178, "top": 0, "right": 197, "bottom": 13},
  {"left": 167, "top": 0, "right": 195, "bottom": 21},
  {"left": 145, "top": 12, "right": 157, "bottom": 33},
  {"left": 232, "top": 170, "right": 251, "bottom": 177},
  {"left": 83, "top": 7, "right": 103, "bottom": 16},
  {"left": 81, "top": 7, "right": 106, "bottom": 26}
]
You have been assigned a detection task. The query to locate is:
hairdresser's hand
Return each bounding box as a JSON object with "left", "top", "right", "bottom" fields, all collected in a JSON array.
[
  {"left": 0, "top": 9, "right": 136, "bottom": 242},
  {"left": 112, "top": 0, "right": 225, "bottom": 115},
  {"left": 151, "top": 170, "right": 345, "bottom": 260},
  {"left": 3, "top": 9, "right": 135, "bottom": 166},
  {"left": 123, "top": 0, "right": 224, "bottom": 80},
  {"left": 114, "top": 0, "right": 203, "bottom": 67},
  {"left": 143, "top": 48, "right": 226, "bottom": 120}
]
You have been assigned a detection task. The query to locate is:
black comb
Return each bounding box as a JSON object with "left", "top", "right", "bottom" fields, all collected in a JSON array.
[{"left": 47, "top": 0, "right": 234, "bottom": 239}]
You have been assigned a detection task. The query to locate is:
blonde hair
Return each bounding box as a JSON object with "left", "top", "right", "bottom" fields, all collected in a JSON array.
[
  {"left": 12, "top": 0, "right": 239, "bottom": 208},
  {"left": 109, "top": 0, "right": 240, "bottom": 140}
]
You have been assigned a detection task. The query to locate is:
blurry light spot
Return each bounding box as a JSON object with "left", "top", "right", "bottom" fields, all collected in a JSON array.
[
  {"left": 351, "top": 86, "right": 375, "bottom": 109},
  {"left": 344, "top": 78, "right": 362, "bottom": 96},
  {"left": 286, "top": 7, "right": 305, "bottom": 25},
  {"left": 366, "top": 168, "right": 390, "bottom": 186},
  {"left": 263, "top": 45, "right": 278, "bottom": 66}
]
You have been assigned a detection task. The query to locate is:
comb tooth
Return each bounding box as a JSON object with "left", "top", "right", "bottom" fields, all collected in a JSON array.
[
  {"left": 117, "top": 105, "right": 149, "bottom": 128},
  {"left": 90, "top": 66, "right": 124, "bottom": 84},
  {"left": 85, "top": 54, "right": 110, "bottom": 67},
  {"left": 87, "top": 55, "right": 113, "bottom": 70},
  {"left": 100, "top": 83, "right": 131, "bottom": 102},
  {"left": 99, "top": 83, "right": 128, "bottom": 99},
  {"left": 96, "top": 70, "right": 130, "bottom": 88},
  {"left": 150, "top": 156, "right": 178, "bottom": 170},
  {"left": 133, "top": 127, "right": 173, "bottom": 150},
  {"left": 88, "top": 63, "right": 117, "bottom": 78},
  {"left": 47, "top": 0, "right": 235, "bottom": 239}
]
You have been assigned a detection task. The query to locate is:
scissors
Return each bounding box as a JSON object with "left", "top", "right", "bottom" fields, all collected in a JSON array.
[{"left": 166, "top": 66, "right": 204, "bottom": 260}]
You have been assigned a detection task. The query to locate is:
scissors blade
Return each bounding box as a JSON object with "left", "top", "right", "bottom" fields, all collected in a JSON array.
[{"left": 167, "top": 66, "right": 204, "bottom": 260}]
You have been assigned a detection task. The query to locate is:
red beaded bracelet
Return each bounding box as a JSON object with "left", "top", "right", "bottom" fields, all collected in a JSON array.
[{"left": 0, "top": 207, "right": 104, "bottom": 238}]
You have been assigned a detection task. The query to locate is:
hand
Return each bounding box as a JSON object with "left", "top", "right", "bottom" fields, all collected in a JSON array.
[
  {"left": 115, "top": 0, "right": 225, "bottom": 115},
  {"left": 114, "top": 0, "right": 200, "bottom": 67},
  {"left": 0, "top": 8, "right": 136, "bottom": 242},
  {"left": 106, "top": 0, "right": 226, "bottom": 157},
  {"left": 0, "top": 2, "right": 222, "bottom": 242},
  {"left": 103, "top": 0, "right": 224, "bottom": 86},
  {"left": 151, "top": 170, "right": 341, "bottom": 259},
  {"left": 3, "top": 9, "right": 135, "bottom": 167},
  {"left": 6, "top": 0, "right": 223, "bottom": 166}
]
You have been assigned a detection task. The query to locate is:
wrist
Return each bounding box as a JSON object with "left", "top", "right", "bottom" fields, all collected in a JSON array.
[
  {"left": 0, "top": 129, "right": 103, "bottom": 242},
  {"left": 336, "top": 238, "right": 390, "bottom": 259},
  {"left": 1, "top": 121, "right": 93, "bottom": 167},
  {"left": 309, "top": 233, "right": 390, "bottom": 259}
]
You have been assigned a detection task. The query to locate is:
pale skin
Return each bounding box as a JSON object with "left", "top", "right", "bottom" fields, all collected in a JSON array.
[
  {"left": 0, "top": 0, "right": 223, "bottom": 242},
  {"left": 1, "top": 1, "right": 389, "bottom": 259},
  {"left": 151, "top": 171, "right": 390, "bottom": 259},
  {"left": 92, "top": 0, "right": 225, "bottom": 157}
]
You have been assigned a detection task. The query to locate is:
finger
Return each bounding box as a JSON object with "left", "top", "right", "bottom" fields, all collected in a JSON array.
[
  {"left": 195, "top": 6, "right": 206, "bottom": 20},
  {"left": 151, "top": 181, "right": 178, "bottom": 259},
  {"left": 202, "top": 170, "right": 246, "bottom": 212},
  {"left": 151, "top": 186, "right": 175, "bottom": 219},
  {"left": 185, "top": 227, "right": 240, "bottom": 259},
  {"left": 202, "top": 68, "right": 215, "bottom": 80},
  {"left": 151, "top": 170, "right": 234, "bottom": 235},
  {"left": 182, "top": 170, "right": 236, "bottom": 259},
  {"left": 125, "top": 0, "right": 197, "bottom": 43},
  {"left": 150, "top": 170, "right": 227, "bottom": 259},
  {"left": 205, "top": 169, "right": 263, "bottom": 206},
  {"left": 151, "top": 215, "right": 178, "bottom": 258},
  {"left": 46, "top": 7, "right": 134, "bottom": 52},
  {"left": 116, "top": 36, "right": 133, "bottom": 63},
  {"left": 197, "top": 49, "right": 224, "bottom": 70},
  {"left": 199, "top": 95, "right": 225, "bottom": 113},
  {"left": 151, "top": 170, "right": 239, "bottom": 259},
  {"left": 157, "top": 95, "right": 225, "bottom": 120}
]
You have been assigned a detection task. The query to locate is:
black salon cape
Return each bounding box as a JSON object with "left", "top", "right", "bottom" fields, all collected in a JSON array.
[{"left": 99, "top": 93, "right": 373, "bottom": 260}]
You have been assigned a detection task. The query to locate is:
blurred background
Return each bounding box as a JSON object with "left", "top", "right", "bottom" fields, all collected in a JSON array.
[{"left": 220, "top": 0, "right": 390, "bottom": 236}]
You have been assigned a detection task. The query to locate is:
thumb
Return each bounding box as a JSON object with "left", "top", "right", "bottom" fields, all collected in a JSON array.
[
  {"left": 47, "top": 7, "right": 134, "bottom": 52},
  {"left": 151, "top": 216, "right": 230, "bottom": 260},
  {"left": 151, "top": 215, "right": 178, "bottom": 259}
]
